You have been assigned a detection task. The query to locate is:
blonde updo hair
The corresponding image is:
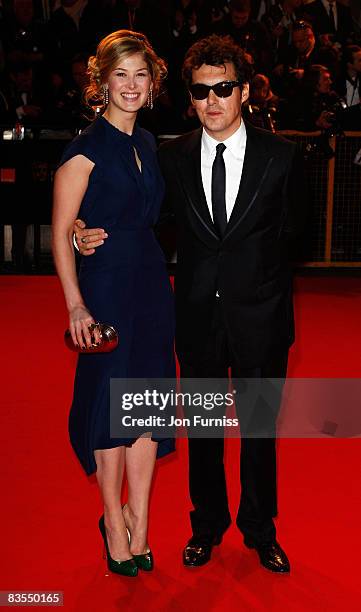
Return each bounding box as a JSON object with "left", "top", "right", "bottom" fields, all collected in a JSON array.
[{"left": 85, "top": 29, "right": 167, "bottom": 112}]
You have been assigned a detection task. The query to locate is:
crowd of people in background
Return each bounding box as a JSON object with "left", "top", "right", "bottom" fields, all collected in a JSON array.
[{"left": 0, "top": 0, "right": 360, "bottom": 135}]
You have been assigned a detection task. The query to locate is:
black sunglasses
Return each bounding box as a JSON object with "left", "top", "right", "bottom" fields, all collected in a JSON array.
[{"left": 189, "top": 80, "right": 242, "bottom": 100}]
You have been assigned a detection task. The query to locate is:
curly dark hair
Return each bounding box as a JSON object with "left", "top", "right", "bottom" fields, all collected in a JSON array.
[{"left": 182, "top": 34, "right": 254, "bottom": 89}]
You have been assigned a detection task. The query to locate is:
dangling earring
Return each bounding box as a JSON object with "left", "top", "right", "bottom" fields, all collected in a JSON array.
[
  {"left": 147, "top": 88, "right": 153, "bottom": 110},
  {"left": 103, "top": 86, "right": 109, "bottom": 106}
]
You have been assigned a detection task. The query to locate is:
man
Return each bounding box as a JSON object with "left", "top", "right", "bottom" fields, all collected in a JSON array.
[
  {"left": 50, "top": 53, "right": 90, "bottom": 128},
  {"left": 1, "top": 0, "right": 51, "bottom": 69},
  {"left": 286, "top": 63, "right": 342, "bottom": 131},
  {"left": 303, "top": 0, "right": 356, "bottom": 45},
  {"left": 335, "top": 44, "right": 361, "bottom": 108},
  {"left": 213, "top": 0, "right": 273, "bottom": 73},
  {"left": 109, "top": 0, "right": 171, "bottom": 57},
  {"left": 242, "top": 73, "right": 279, "bottom": 131},
  {"left": 273, "top": 20, "right": 338, "bottom": 97},
  {"left": 0, "top": 58, "right": 45, "bottom": 124},
  {"left": 333, "top": 44, "right": 361, "bottom": 130},
  {"left": 74, "top": 35, "right": 303, "bottom": 573},
  {"left": 262, "top": 0, "right": 304, "bottom": 64},
  {"left": 47, "top": 0, "right": 110, "bottom": 63}
]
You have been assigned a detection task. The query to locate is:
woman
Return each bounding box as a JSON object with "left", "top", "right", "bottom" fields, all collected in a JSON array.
[{"left": 52, "top": 30, "right": 175, "bottom": 577}]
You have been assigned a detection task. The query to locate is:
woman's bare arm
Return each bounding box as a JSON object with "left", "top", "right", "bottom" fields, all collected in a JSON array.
[{"left": 52, "top": 155, "right": 101, "bottom": 348}]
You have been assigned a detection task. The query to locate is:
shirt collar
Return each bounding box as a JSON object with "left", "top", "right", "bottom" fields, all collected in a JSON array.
[{"left": 201, "top": 120, "right": 247, "bottom": 160}]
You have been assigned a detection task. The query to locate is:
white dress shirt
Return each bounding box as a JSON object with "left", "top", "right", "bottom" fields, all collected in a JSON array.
[
  {"left": 201, "top": 121, "right": 247, "bottom": 222},
  {"left": 346, "top": 78, "right": 360, "bottom": 106}
]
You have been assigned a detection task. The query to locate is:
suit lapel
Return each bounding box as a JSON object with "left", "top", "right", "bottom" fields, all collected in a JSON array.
[
  {"left": 175, "top": 123, "right": 274, "bottom": 243},
  {"left": 224, "top": 122, "right": 274, "bottom": 239},
  {"left": 176, "top": 128, "right": 219, "bottom": 241}
]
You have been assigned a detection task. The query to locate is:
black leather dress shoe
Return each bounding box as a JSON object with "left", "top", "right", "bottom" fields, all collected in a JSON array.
[
  {"left": 183, "top": 534, "right": 223, "bottom": 567},
  {"left": 244, "top": 538, "right": 290, "bottom": 573}
]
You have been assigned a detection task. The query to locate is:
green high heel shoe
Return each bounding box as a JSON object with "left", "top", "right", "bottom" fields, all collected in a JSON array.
[
  {"left": 133, "top": 549, "right": 154, "bottom": 571},
  {"left": 125, "top": 526, "right": 154, "bottom": 571},
  {"left": 98, "top": 515, "right": 138, "bottom": 577}
]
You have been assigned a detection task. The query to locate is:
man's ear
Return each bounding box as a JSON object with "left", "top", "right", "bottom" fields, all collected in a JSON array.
[
  {"left": 241, "top": 83, "right": 249, "bottom": 104},
  {"left": 189, "top": 90, "right": 195, "bottom": 106}
]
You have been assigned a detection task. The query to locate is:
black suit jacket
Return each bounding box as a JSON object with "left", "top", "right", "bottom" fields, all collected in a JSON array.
[
  {"left": 158, "top": 122, "right": 304, "bottom": 368},
  {"left": 303, "top": 0, "right": 355, "bottom": 43},
  {"left": 334, "top": 73, "right": 361, "bottom": 103}
]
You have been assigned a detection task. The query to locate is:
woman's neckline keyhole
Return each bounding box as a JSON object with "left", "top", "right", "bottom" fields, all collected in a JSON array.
[{"left": 133, "top": 146, "right": 142, "bottom": 173}]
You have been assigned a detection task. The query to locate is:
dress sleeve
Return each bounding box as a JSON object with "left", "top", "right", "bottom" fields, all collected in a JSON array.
[{"left": 57, "top": 131, "right": 99, "bottom": 169}]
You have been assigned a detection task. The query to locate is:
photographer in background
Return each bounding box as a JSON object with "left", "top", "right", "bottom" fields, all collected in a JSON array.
[
  {"left": 335, "top": 44, "right": 361, "bottom": 108},
  {"left": 285, "top": 63, "right": 349, "bottom": 133},
  {"left": 0, "top": 0, "right": 51, "bottom": 70},
  {"left": 213, "top": 0, "right": 273, "bottom": 72},
  {"left": 49, "top": 52, "right": 90, "bottom": 127},
  {"left": 262, "top": 0, "right": 304, "bottom": 65},
  {"left": 334, "top": 44, "right": 361, "bottom": 129},
  {"left": 242, "top": 73, "right": 279, "bottom": 131},
  {"left": 47, "top": 0, "right": 110, "bottom": 65},
  {"left": 110, "top": 0, "right": 170, "bottom": 57},
  {"left": 272, "top": 20, "right": 339, "bottom": 97},
  {"left": 303, "top": 0, "right": 356, "bottom": 46},
  {"left": 0, "top": 58, "right": 47, "bottom": 124},
  {"left": 198, "top": 0, "right": 231, "bottom": 31}
]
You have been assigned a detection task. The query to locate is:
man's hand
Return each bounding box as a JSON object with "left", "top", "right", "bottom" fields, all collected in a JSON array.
[
  {"left": 272, "top": 24, "right": 285, "bottom": 40},
  {"left": 316, "top": 110, "right": 334, "bottom": 130},
  {"left": 73, "top": 219, "right": 108, "bottom": 256},
  {"left": 289, "top": 68, "right": 304, "bottom": 80},
  {"left": 23, "top": 104, "right": 42, "bottom": 118},
  {"left": 273, "top": 64, "right": 284, "bottom": 77}
]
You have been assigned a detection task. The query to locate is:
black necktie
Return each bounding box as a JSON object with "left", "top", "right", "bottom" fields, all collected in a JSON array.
[
  {"left": 211, "top": 143, "right": 227, "bottom": 238},
  {"left": 128, "top": 8, "right": 136, "bottom": 30},
  {"left": 328, "top": 3, "right": 336, "bottom": 33}
]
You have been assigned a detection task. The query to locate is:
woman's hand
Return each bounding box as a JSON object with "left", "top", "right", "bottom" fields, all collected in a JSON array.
[{"left": 69, "top": 305, "right": 101, "bottom": 349}]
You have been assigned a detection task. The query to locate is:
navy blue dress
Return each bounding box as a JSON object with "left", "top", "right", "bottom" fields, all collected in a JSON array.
[{"left": 59, "top": 116, "right": 175, "bottom": 475}]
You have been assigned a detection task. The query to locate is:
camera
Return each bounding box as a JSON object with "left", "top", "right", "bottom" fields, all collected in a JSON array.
[
  {"left": 323, "top": 96, "right": 348, "bottom": 137},
  {"left": 305, "top": 95, "right": 348, "bottom": 159}
]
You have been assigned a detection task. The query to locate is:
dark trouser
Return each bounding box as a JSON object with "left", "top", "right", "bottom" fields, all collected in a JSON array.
[
  {"left": 11, "top": 224, "right": 31, "bottom": 270},
  {"left": 180, "top": 300, "right": 288, "bottom": 545}
]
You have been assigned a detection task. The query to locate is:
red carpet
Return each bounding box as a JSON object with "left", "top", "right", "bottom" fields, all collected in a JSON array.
[{"left": 1, "top": 275, "right": 361, "bottom": 611}]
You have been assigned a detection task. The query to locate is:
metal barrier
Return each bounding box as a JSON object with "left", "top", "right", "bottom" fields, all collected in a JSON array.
[
  {"left": 279, "top": 131, "right": 361, "bottom": 267},
  {"left": 1, "top": 129, "right": 361, "bottom": 270},
  {"left": 0, "top": 130, "right": 73, "bottom": 270}
]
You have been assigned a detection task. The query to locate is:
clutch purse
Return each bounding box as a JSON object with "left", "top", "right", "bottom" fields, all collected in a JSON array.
[{"left": 64, "top": 322, "right": 118, "bottom": 353}]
